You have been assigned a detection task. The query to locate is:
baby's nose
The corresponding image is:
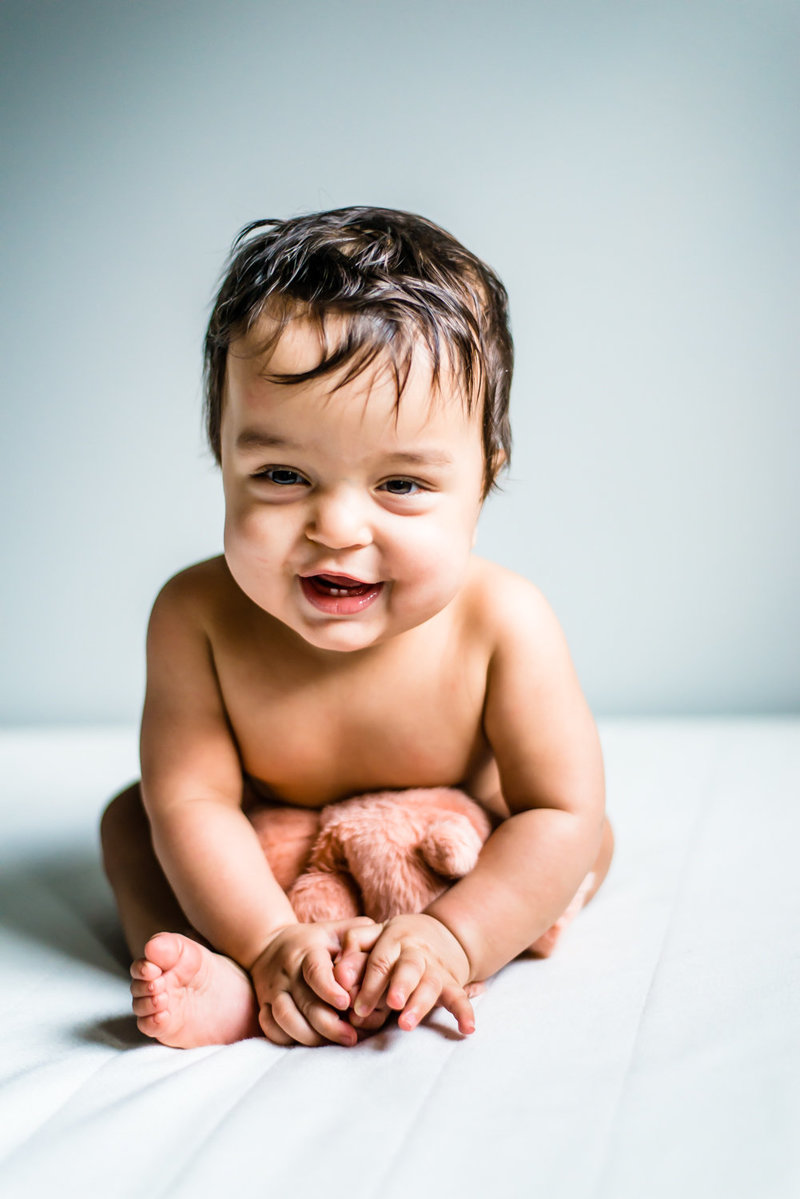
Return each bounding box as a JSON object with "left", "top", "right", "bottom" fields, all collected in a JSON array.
[{"left": 305, "top": 487, "right": 372, "bottom": 550}]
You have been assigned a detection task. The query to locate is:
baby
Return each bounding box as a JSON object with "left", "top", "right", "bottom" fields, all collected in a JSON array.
[{"left": 101, "top": 206, "right": 613, "bottom": 1049}]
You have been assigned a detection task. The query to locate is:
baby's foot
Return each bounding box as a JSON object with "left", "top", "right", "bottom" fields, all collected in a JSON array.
[{"left": 130, "top": 932, "right": 261, "bottom": 1048}]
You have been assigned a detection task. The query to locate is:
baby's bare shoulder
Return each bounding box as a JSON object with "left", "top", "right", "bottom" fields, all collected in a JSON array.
[
  {"left": 150, "top": 558, "right": 285, "bottom": 668},
  {"left": 148, "top": 557, "right": 255, "bottom": 652},
  {"left": 463, "top": 557, "right": 558, "bottom": 647},
  {"left": 152, "top": 556, "right": 237, "bottom": 617}
]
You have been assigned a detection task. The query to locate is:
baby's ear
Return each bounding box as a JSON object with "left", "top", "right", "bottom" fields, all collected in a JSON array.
[{"left": 419, "top": 817, "right": 484, "bottom": 878}]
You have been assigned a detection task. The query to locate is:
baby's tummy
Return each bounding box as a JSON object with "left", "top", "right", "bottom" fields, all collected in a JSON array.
[
  {"left": 241, "top": 750, "right": 504, "bottom": 817},
  {"left": 241, "top": 773, "right": 299, "bottom": 811}
]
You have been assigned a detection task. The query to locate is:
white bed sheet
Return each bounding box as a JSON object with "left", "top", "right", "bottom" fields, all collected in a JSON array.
[{"left": 0, "top": 720, "right": 798, "bottom": 1199}]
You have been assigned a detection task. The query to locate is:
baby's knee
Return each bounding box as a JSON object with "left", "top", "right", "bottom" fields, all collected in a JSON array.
[
  {"left": 586, "top": 817, "right": 614, "bottom": 904},
  {"left": 100, "top": 782, "right": 147, "bottom": 867}
]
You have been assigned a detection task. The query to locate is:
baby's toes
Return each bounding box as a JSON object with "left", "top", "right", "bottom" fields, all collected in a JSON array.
[
  {"left": 132, "top": 991, "right": 167, "bottom": 1019},
  {"left": 136, "top": 1008, "right": 169, "bottom": 1039},
  {"left": 130, "top": 976, "right": 164, "bottom": 1000},
  {"left": 130, "top": 956, "right": 162, "bottom": 983}
]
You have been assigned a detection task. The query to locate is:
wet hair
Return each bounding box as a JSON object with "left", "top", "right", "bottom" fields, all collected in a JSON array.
[{"left": 204, "top": 206, "right": 513, "bottom": 495}]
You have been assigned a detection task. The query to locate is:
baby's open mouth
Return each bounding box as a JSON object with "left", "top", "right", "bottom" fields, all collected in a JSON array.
[
  {"left": 305, "top": 573, "right": 376, "bottom": 597},
  {"left": 300, "top": 573, "right": 384, "bottom": 614}
]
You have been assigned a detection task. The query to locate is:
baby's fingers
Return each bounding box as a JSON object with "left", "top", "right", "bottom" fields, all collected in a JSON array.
[
  {"left": 268, "top": 987, "right": 358, "bottom": 1048},
  {"left": 336, "top": 921, "right": 384, "bottom": 959},
  {"left": 434, "top": 983, "right": 476, "bottom": 1036},
  {"left": 302, "top": 946, "right": 350, "bottom": 1011},
  {"left": 334, "top": 922, "right": 385, "bottom": 996},
  {"left": 384, "top": 954, "right": 427, "bottom": 1013},
  {"left": 352, "top": 939, "right": 405, "bottom": 1019},
  {"left": 259, "top": 1003, "right": 296, "bottom": 1047},
  {"left": 333, "top": 949, "right": 368, "bottom": 1000},
  {"left": 396, "top": 979, "right": 475, "bottom": 1035},
  {"left": 269, "top": 992, "right": 327, "bottom": 1047},
  {"left": 396, "top": 976, "right": 441, "bottom": 1031}
]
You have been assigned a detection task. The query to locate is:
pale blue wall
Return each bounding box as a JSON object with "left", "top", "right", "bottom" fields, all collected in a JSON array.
[{"left": 1, "top": 0, "right": 798, "bottom": 721}]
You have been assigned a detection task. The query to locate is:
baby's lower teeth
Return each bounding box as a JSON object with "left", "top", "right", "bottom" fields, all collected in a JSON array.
[{"left": 313, "top": 577, "right": 373, "bottom": 597}]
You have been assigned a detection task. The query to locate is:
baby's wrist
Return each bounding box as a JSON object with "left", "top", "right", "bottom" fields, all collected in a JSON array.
[
  {"left": 422, "top": 911, "right": 473, "bottom": 985},
  {"left": 244, "top": 922, "right": 297, "bottom": 976}
]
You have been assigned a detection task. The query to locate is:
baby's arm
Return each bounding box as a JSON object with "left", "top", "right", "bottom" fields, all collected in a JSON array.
[
  {"left": 140, "top": 574, "right": 361, "bottom": 1045},
  {"left": 351, "top": 576, "right": 605, "bottom": 1028}
]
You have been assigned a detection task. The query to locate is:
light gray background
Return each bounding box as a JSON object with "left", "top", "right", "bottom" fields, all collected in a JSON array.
[{"left": 1, "top": 0, "right": 797, "bottom": 723}]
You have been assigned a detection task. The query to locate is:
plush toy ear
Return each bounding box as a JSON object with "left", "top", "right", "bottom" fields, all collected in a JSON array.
[
  {"left": 334, "top": 832, "right": 445, "bottom": 923},
  {"left": 418, "top": 816, "right": 485, "bottom": 878},
  {"left": 287, "top": 821, "right": 361, "bottom": 921},
  {"left": 288, "top": 870, "right": 361, "bottom": 923}
]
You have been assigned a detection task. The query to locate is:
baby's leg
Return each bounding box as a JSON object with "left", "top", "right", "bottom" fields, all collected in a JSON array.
[
  {"left": 101, "top": 783, "right": 260, "bottom": 1047},
  {"left": 577, "top": 815, "right": 615, "bottom": 911},
  {"left": 528, "top": 816, "right": 615, "bottom": 957},
  {"left": 101, "top": 783, "right": 188, "bottom": 956}
]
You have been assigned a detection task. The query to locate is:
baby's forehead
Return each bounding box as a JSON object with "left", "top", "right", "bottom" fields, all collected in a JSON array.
[
  {"left": 230, "top": 308, "right": 477, "bottom": 413},
  {"left": 223, "top": 327, "right": 484, "bottom": 469},
  {"left": 234, "top": 310, "right": 334, "bottom": 374}
]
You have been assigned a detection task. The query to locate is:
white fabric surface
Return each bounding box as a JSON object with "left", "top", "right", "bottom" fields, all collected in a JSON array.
[{"left": 0, "top": 721, "right": 798, "bottom": 1199}]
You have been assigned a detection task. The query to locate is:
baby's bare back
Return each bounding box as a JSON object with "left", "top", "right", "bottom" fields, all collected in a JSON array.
[{"left": 196, "top": 557, "right": 503, "bottom": 811}]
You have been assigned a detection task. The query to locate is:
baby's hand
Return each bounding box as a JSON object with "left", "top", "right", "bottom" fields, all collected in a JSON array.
[
  {"left": 250, "top": 918, "right": 378, "bottom": 1047},
  {"left": 332, "top": 946, "right": 398, "bottom": 1038},
  {"left": 340, "top": 914, "right": 476, "bottom": 1036}
]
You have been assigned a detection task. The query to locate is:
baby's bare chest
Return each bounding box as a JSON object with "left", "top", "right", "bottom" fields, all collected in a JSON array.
[{"left": 212, "top": 629, "right": 492, "bottom": 806}]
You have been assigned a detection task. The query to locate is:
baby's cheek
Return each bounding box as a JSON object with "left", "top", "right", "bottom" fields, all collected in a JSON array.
[
  {"left": 225, "top": 504, "right": 269, "bottom": 550},
  {"left": 223, "top": 509, "right": 247, "bottom": 565},
  {"left": 223, "top": 525, "right": 282, "bottom": 616},
  {"left": 225, "top": 509, "right": 281, "bottom": 576},
  {"left": 400, "top": 529, "right": 472, "bottom": 601}
]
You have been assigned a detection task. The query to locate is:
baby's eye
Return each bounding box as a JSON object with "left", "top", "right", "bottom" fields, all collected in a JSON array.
[
  {"left": 380, "top": 478, "right": 422, "bottom": 496},
  {"left": 254, "top": 467, "right": 307, "bottom": 486}
]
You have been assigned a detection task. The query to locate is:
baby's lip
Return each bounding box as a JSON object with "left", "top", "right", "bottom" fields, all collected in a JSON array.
[
  {"left": 299, "top": 573, "right": 384, "bottom": 614},
  {"left": 302, "top": 571, "right": 377, "bottom": 587}
]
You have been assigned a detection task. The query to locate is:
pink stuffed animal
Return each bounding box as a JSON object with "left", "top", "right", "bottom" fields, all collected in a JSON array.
[
  {"left": 250, "top": 787, "right": 491, "bottom": 922},
  {"left": 250, "top": 787, "right": 595, "bottom": 957}
]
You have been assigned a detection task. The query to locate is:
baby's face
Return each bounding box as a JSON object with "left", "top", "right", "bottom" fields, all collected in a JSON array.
[{"left": 220, "top": 314, "right": 485, "bottom": 654}]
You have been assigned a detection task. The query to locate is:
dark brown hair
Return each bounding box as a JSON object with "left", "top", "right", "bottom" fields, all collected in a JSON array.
[{"left": 204, "top": 206, "right": 513, "bottom": 495}]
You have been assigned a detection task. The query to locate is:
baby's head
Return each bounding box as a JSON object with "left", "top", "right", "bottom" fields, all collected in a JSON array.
[
  {"left": 204, "top": 207, "right": 513, "bottom": 498},
  {"left": 203, "top": 208, "right": 514, "bottom": 652}
]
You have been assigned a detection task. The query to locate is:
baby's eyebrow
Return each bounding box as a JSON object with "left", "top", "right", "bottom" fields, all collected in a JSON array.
[
  {"left": 235, "top": 429, "right": 298, "bottom": 453},
  {"left": 384, "top": 449, "right": 455, "bottom": 469},
  {"left": 235, "top": 428, "right": 454, "bottom": 469}
]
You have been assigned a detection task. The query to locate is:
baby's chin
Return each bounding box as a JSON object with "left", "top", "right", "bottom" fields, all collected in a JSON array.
[
  {"left": 292, "top": 625, "right": 388, "bottom": 655},
  {"left": 272, "top": 603, "right": 437, "bottom": 657},
  {"left": 288, "top": 603, "right": 458, "bottom": 656},
  {"left": 226, "top": 562, "right": 459, "bottom": 653},
  {"left": 237, "top": 588, "right": 394, "bottom": 654}
]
